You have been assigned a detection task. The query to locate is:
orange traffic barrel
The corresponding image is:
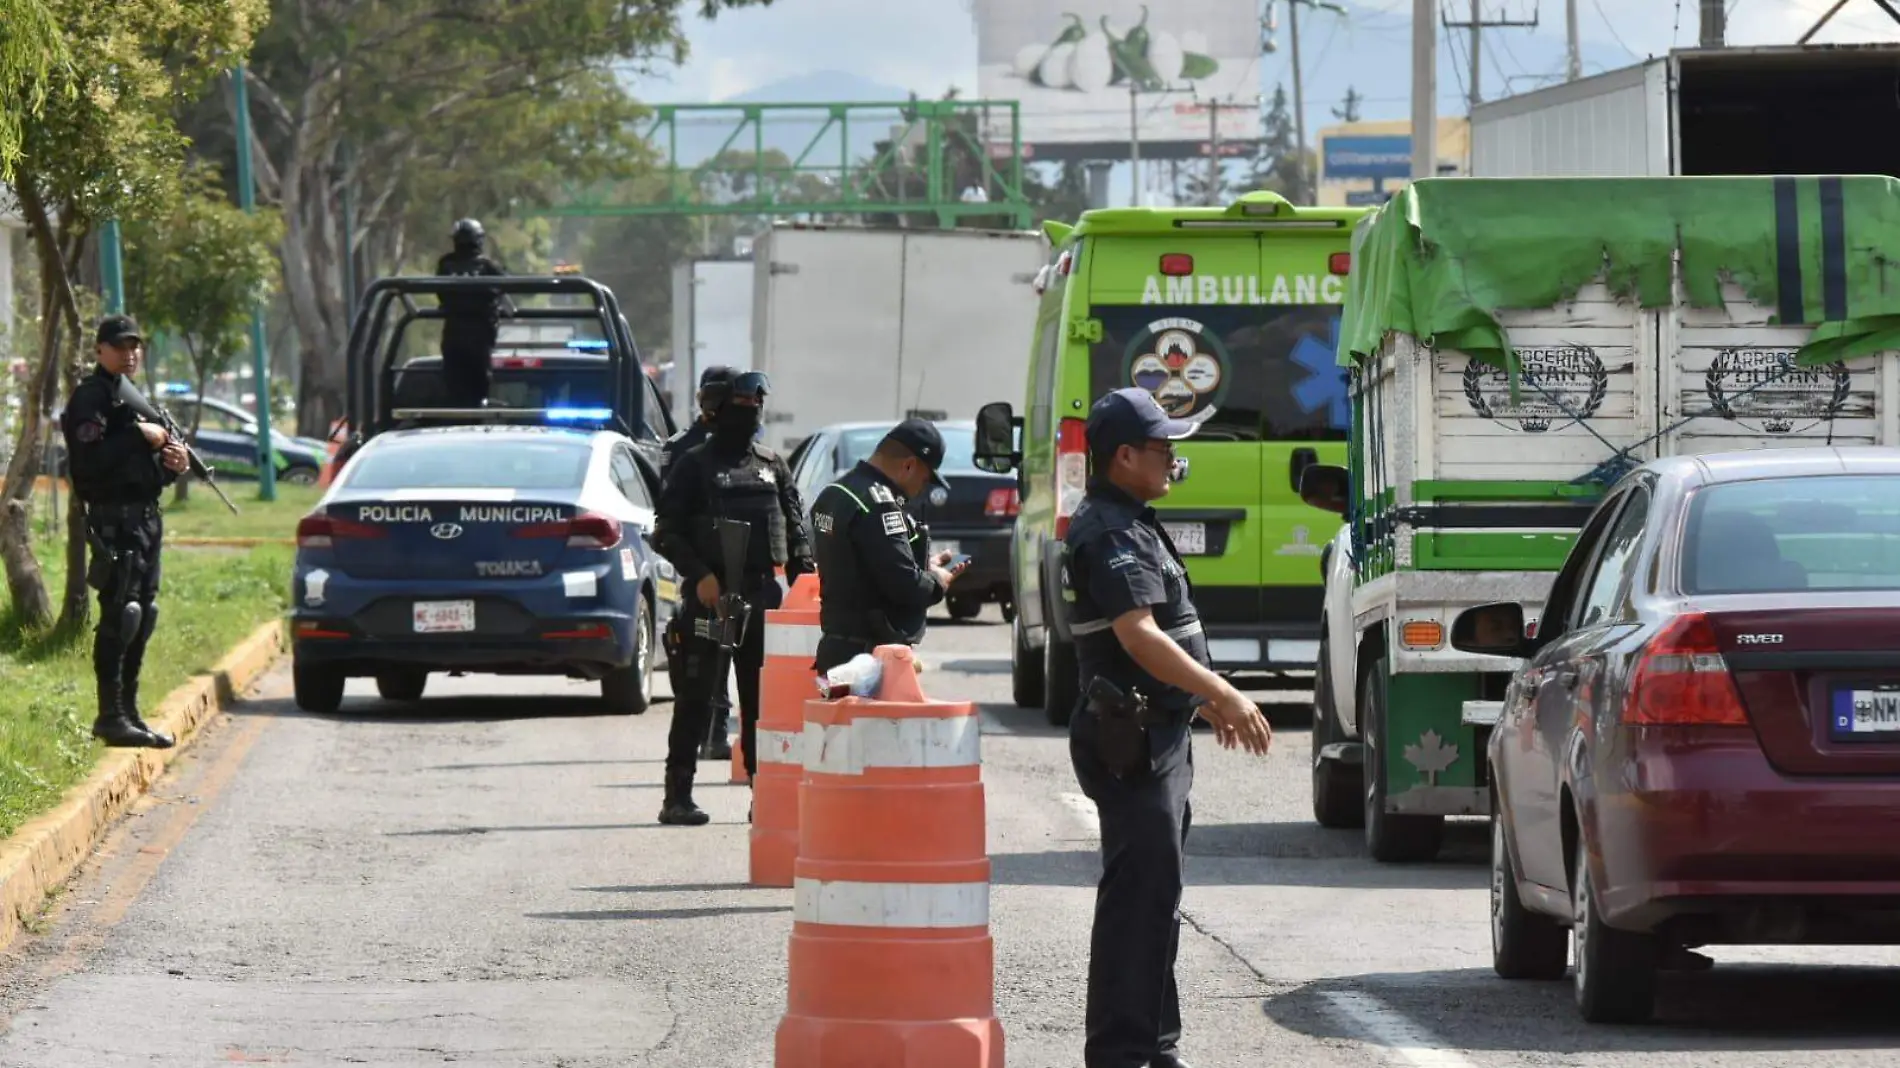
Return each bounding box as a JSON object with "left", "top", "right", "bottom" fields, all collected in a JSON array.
[
  {"left": 775, "top": 644, "right": 1003, "bottom": 1068},
  {"left": 752, "top": 571, "right": 822, "bottom": 885}
]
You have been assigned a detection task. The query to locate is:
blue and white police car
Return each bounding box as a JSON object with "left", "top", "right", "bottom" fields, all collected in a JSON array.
[{"left": 289, "top": 418, "right": 681, "bottom": 714}]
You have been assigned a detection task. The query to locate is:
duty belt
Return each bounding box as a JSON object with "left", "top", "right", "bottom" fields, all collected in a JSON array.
[{"left": 87, "top": 502, "right": 160, "bottom": 522}]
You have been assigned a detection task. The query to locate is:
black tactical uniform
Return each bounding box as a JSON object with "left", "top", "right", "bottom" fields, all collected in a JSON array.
[
  {"left": 59, "top": 315, "right": 182, "bottom": 750},
  {"left": 435, "top": 217, "right": 510, "bottom": 408},
  {"left": 1062, "top": 387, "right": 1204, "bottom": 1068},
  {"left": 651, "top": 371, "right": 813, "bottom": 825},
  {"left": 659, "top": 365, "right": 736, "bottom": 760},
  {"left": 807, "top": 418, "right": 953, "bottom": 674}
]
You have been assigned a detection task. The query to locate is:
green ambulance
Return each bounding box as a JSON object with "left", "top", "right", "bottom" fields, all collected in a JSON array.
[{"left": 973, "top": 190, "right": 1371, "bottom": 725}]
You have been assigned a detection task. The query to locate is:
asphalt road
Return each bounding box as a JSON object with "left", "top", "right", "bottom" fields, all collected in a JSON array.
[{"left": 3, "top": 605, "right": 1900, "bottom": 1066}]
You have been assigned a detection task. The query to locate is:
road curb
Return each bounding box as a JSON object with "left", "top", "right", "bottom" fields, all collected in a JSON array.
[
  {"left": 0, "top": 617, "right": 286, "bottom": 953},
  {"left": 170, "top": 537, "right": 297, "bottom": 548}
]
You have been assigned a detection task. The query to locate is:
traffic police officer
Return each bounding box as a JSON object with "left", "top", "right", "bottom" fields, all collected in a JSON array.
[
  {"left": 652, "top": 371, "right": 815, "bottom": 825},
  {"left": 660, "top": 364, "right": 739, "bottom": 759},
  {"left": 435, "top": 217, "right": 511, "bottom": 408},
  {"left": 1062, "top": 387, "right": 1273, "bottom": 1068},
  {"left": 59, "top": 315, "right": 190, "bottom": 749},
  {"left": 807, "top": 418, "right": 963, "bottom": 674}
]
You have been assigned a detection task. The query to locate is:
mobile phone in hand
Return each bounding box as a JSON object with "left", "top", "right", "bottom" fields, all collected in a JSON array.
[{"left": 948, "top": 554, "right": 973, "bottom": 572}]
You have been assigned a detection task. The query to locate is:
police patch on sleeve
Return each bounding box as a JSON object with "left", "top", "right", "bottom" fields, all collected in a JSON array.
[
  {"left": 868, "top": 483, "right": 895, "bottom": 505},
  {"left": 813, "top": 513, "right": 834, "bottom": 534},
  {"left": 75, "top": 420, "right": 103, "bottom": 444},
  {"left": 881, "top": 510, "right": 907, "bottom": 536}
]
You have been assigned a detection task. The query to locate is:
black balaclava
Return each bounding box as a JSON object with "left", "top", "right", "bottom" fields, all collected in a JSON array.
[{"left": 712, "top": 400, "right": 761, "bottom": 449}]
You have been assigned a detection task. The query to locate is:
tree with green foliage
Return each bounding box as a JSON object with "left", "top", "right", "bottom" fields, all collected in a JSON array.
[
  {"left": 1248, "top": 84, "right": 1312, "bottom": 203},
  {"left": 124, "top": 165, "right": 284, "bottom": 503},
  {"left": 0, "top": 0, "right": 69, "bottom": 183},
  {"left": 203, "top": 0, "right": 775, "bottom": 436},
  {"left": 0, "top": 0, "right": 268, "bottom": 633}
]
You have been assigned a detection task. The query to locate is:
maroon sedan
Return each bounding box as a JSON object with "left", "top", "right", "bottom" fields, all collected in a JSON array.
[{"left": 1450, "top": 447, "right": 1900, "bottom": 1024}]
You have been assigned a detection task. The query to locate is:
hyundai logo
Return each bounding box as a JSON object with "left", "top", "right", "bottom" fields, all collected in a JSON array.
[{"left": 430, "top": 523, "right": 464, "bottom": 540}]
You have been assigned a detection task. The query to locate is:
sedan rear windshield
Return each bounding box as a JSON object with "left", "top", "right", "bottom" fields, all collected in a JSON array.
[
  {"left": 343, "top": 437, "right": 592, "bottom": 491},
  {"left": 1683, "top": 475, "right": 1900, "bottom": 593}
]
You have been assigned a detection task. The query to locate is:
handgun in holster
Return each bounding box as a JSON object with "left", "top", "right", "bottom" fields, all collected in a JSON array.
[
  {"left": 84, "top": 529, "right": 126, "bottom": 595},
  {"left": 1086, "top": 677, "right": 1161, "bottom": 780}
]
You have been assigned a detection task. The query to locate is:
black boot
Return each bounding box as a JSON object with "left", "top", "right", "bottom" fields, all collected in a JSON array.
[
  {"left": 658, "top": 771, "right": 710, "bottom": 826},
  {"left": 701, "top": 705, "right": 732, "bottom": 761},
  {"left": 91, "top": 681, "right": 161, "bottom": 749},
  {"left": 121, "top": 676, "right": 175, "bottom": 749}
]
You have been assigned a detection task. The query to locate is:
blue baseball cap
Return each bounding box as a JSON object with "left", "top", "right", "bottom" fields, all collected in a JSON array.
[{"left": 1085, "top": 387, "right": 1196, "bottom": 453}]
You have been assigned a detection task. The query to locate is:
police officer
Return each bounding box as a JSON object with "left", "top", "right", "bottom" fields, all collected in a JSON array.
[
  {"left": 59, "top": 315, "right": 190, "bottom": 750},
  {"left": 651, "top": 371, "right": 815, "bottom": 825},
  {"left": 435, "top": 217, "right": 511, "bottom": 408},
  {"left": 659, "top": 364, "right": 738, "bottom": 760},
  {"left": 1062, "top": 387, "right": 1273, "bottom": 1068},
  {"left": 807, "top": 418, "right": 963, "bottom": 674}
]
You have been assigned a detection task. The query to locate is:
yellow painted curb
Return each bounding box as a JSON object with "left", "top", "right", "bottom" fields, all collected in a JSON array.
[
  {"left": 170, "top": 537, "right": 296, "bottom": 548},
  {"left": 0, "top": 617, "right": 287, "bottom": 953}
]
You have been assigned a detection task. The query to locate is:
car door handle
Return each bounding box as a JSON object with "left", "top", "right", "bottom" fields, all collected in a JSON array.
[{"left": 1289, "top": 447, "right": 1319, "bottom": 493}]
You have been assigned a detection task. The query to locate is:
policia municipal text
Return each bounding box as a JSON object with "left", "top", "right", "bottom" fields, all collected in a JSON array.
[
  {"left": 58, "top": 316, "right": 191, "bottom": 750},
  {"left": 651, "top": 371, "right": 814, "bottom": 825},
  {"left": 1061, "top": 387, "right": 1273, "bottom": 1068}
]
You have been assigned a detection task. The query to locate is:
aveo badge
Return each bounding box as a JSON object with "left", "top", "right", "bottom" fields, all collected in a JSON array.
[{"left": 1125, "top": 317, "right": 1228, "bottom": 427}]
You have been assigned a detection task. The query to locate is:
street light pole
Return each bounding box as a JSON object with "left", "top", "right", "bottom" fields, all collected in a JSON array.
[{"left": 231, "top": 63, "right": 276, "bottom": 501}]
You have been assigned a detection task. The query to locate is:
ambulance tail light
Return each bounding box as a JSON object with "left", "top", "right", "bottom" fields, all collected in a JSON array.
[
  {"left": 296, "top": 513, "right": 386, "bottom": 549},
  {"left": 1329, "top": 252, "right": 1351, "bottom": 275},
  {"left": 1055, "top": 417, "right": 1088, "bottom": 538},
  {"left": 1159, "top": 253, "right": 1194, "bottom": 276}
]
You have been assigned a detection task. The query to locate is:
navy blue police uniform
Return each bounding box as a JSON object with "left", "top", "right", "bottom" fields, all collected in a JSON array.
[
  {"left": 652, "top": 372, "right": 814, "bottom": 825},
  {"left": 1061, "top": 387, "right": 1206, "bottom": 1068},
  {"left": 435, "top": 218, "right": 510, "bottom": 408},
  {"left": 58, "top": 315, "right": 182, "bottom": 750},
  {"left": 806, "top": 418, "right": 953, "bottom": 674},
  {"left": 659, "top": 365, "right": 738, "bottom": 759}
]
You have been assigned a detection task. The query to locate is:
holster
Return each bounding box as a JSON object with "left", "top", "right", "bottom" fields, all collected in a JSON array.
[
  {"left": 84, "top": 529, "right": 130, "bottom": 598},
  {"left": 1087, "top": 677, "right": 1164, "bottom": 779}
]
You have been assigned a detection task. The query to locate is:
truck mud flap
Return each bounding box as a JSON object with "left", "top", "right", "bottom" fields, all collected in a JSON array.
[
  {"left": 1380, "top": 672, "right": 1492, "bottom": 816},
  {"left": 1386, "top": 786, "right": 1489, "bottom": 817}
]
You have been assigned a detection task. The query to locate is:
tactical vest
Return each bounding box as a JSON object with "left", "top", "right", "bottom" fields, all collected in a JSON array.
[{"left": 696, "top": 443, "right": 788, "bottom": 574}]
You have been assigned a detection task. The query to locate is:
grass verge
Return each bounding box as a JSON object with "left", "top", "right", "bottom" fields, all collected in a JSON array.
[
  {"left": 30, "top": 481, "right": 323, "bottom": 541},
  {"left": 0, "top": 529, "right": 291, "bottom": 839}
]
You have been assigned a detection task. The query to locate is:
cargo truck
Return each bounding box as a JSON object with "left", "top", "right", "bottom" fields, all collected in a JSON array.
[
  {"left": 1302, "top": 175, "right": 1900, "bottom": 863},
  {"left": 667, "top": 258, "right": 754, "bottom": 429},
  {"left": 750, "top": 223, "right": 1045, "bottom": 452},
  {"left": 1470, "top": 43, "right": 1900, "bottom": 179}
]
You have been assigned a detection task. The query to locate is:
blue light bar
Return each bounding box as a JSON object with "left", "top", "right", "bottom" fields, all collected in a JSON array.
[
  {"left": 545, "top": 407, "right": 613, "bottom": 421},
  {"left": 565, "top": 339, "right": 609, "bottom": 350}
]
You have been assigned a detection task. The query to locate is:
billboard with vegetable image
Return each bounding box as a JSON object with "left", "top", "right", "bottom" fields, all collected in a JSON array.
[{"left": 974, "top": 0, "right": 1262, "bottom": 158}]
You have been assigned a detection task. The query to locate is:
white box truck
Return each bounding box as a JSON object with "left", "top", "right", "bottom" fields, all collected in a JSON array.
[
  {"left": 750, "top": 223, "right": 1046, "bottom": 451},
  {"left": 668, "top": 258, "right": 754, "bottom": 429},
  {"left": 1469, "top": 43, "right": 1900, "bottom": 179}
]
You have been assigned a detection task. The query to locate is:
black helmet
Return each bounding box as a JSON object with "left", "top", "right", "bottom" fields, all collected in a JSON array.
[{"left": 451, "top": 218, "right": 485, "bottom": 248}]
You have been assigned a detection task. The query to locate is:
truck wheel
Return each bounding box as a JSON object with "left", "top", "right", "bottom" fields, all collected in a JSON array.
[
  {"left": 1311, "top": 633, "right": 1363, "bottom": 829},
  {"left": 601, "top": 600, "right": 654, "bottom": 715},
  {"left": 374, "top": 669, "right": 428, "bottom": 702},
  {"left": 1572, "top": 835, "right": 1659, "bottom": 1023},
  {"left": 1011, "top": 613, "right": 1044, "bottom": 709},
  {"left": 1044, "top": 628, "right": 1079, "bottom": 727},
  {"left": 1361, "top": 656, "right": 1445, "bottom": 863},
  {"left": 1491, "top": 804, "right": 1567, "bottom": 980},
  {"left": 293, "top": 659, "right": 345, "bottom": 714}
]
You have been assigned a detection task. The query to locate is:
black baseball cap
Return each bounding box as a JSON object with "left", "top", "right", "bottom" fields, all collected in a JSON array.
[
  {"left": 1086, "top": 387, "right": 1196, "bottom": 453},
  {"left": 882, "top": 417, "right": 950, "bottom": 489},
  {"left": 95, "top": 314, "right": 143, "bottom": 347}
]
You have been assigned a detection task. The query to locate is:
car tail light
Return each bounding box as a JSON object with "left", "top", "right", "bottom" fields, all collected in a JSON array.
[
  {"left": 296, "top": 513, "right": 387, "bottom": 549},
  {"left": 542, "top": 623, "right": 612, "bottom": 640},
  {"left": 986, "top": 487, "right": 1019, "bottom": 518},
  {"left": 1329, "top": 252, "right": 1351, "bottom": 275},
  {"left": 492, "top": 356, "right": 542, "bottom": 368},
  {"left": 1055, "top": 417, "right": 1089, "bottom": 539},
  {"left": 1623, "top": 613, "right": 1750, "bottom": 726},
  {"left": 513, "top": 511, "right": 622, "bottom": 550},
  {"left": 1159, "top": 253, "right": 1194, "bottom": 276}
]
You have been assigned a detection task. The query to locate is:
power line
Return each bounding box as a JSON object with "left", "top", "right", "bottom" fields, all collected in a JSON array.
[
  {"left": 1591, "top": 0, "right": 1639, "bottom": 59},
  {"left": 1442, "top": 1, "right": 1539, "bottom": 109}
]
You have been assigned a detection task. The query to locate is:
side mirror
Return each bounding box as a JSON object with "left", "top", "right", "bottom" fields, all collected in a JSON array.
[
  {"left": 1450, "top": 602, "right": 1533, "bottom": 658},
  {"left": 1298, "top": 463, "right": 1350, "bottom": 515},
  {"left": 974, "top": 400, "right": 1019, "bottom": 474}
]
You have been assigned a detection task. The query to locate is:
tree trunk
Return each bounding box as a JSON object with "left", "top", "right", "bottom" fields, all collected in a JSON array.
[
  {"left": 55, "top": 225, "right": 89, "bottom": 634},
  {"left": 0, "top": 178, "right": 67, "bottom": 628}
]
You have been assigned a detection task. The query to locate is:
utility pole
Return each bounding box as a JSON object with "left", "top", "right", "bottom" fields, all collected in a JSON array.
[
  {"left": 1411, "top": 0, "right": 1436, "bottom": 182},
  {"left": 231, "top": 63, "right": 276, "bottom": 501},
  {"left": 1128, "top": 79, "right": 1141, "bottom": 207},
  {"left": 1442, "top": 2, "right": 1538, "bottom": 109},
  {"left": 1566, "top": 0, "right": 1582, "bottom": 80},
  {"left": 1200, "top": 98, "right": 1255, "bottom": 205},
  {"left": 1699, "top": 0, "right": 1727, "bottom": 47},
  {"left": 1272, "top": 0, "right": 1346, "bottom": 205}
]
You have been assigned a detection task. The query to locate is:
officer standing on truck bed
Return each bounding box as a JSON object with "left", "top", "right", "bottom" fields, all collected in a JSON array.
[
  {"left": 435, "top": 217, "right": 511, "bottom": 409},
  {"left": 58, "top": 315, "right": 191, "bottom": 749},
  {"left": 807, "top": 418, "right": 963, "bottom": 674},
  {"left": 652, "top": 371, "right": 814, "bottom": 825},
  {"left": 660, "top": 363, "right": 738, "bottom": 760},
  {"left": 1062, "top": 387, "right": 1274, "bottom": 1068}
]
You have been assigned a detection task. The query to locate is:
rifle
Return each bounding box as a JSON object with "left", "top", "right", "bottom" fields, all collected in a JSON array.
[
  {"left": 703, "top": 517, "right": 754, "bottom": 750},
  {"left": 113, "top": 380, "right": 240, "bottom": 515}
]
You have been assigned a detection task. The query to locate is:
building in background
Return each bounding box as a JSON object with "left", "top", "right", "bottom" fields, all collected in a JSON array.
[{"left": 1313, "top": 118, "right": 1469, "bottom": 208}]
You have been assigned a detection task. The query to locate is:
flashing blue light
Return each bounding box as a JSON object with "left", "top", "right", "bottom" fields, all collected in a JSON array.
[
  {"left": 157, "top": 382, "right": 192, "bottom": 395},
  {"left": 565, "top": 339, "right": 610, "bottom": 350},
  {"left": 545, "top": 407, "right": 613, "bottom": 421}
]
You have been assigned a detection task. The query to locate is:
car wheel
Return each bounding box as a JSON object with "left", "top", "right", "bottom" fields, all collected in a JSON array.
[
  {"left": 948, "top": 594, "right": 983, "bottom": 621},
  {"left": 375, "top": 669, "right": 427, "bottom": 702},
  {"left": 1361, "top": 655, "right": 1445, "bottom": 863},
  {"left": 293, "top": 658, "right": 345, "bottom": 714},
  {"left": 1011, "top": 611, "right": 1045, "bottom": 710},
  {"left": 601, "top": 599, "right": 654, "bottom": 715},
  {"left": 1311, "top": 630, "right": 1363, "bottom": 829},
  {"left": 1572, "top": 835, "right": 1659, "bottom": 1023},
  {"left": 1492, "top": 804, "right": 1568, "bottom": 980},
  {"left": 280, "top": 465, "right": 320, "bottom": 486},
  {"left": 1043, "top": 625, "right": 1078, "bottom": 728}
]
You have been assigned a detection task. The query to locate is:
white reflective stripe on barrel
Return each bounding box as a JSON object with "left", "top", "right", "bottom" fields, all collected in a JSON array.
[
  {"left": 755, "top": 727, "right": 802, "bottom": 766},
  {"left": 802, "top": 714, "right": 980, "bottom": 776},
  {"left": 764, "top": 622, "right": 821, "bottom": 658},
  {"left": 793, "top": 877, "right": 989, "bottom": 928}
]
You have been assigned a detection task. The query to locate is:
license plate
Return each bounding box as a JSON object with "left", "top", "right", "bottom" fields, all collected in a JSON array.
[
  {"left": 930, "top": 540, "right": 960, "bottom": 558},
  {"left": 1835, "top": 686, "right": 1900, "bottom": 737},
  {"left": 1163, "top": 522, "right": 1207, "bottom": 555},
  {"left": 413, "top": 600, "right": 475, "bottom": 634}
]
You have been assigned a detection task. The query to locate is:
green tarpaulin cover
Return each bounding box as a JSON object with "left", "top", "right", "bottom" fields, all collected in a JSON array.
[{"left": 1339, "top": 175, "right": 1900, "bottom": 370}]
